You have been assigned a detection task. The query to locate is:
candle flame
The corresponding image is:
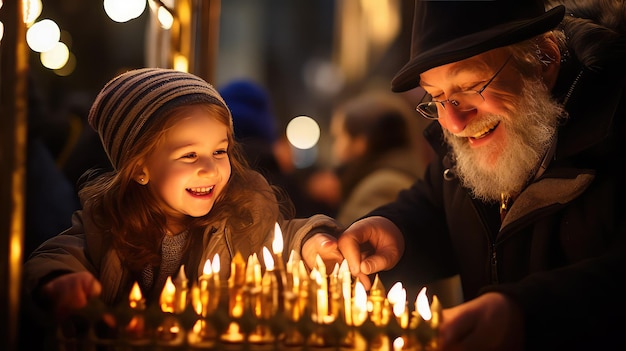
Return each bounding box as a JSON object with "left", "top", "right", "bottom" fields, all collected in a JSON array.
[
  {"left": 311, "top": 267, "right": 322, "bottom": 284},
  {"left": 212, "top": 253, "right": 220, "bottom": 274},
  {"left": 331, "top": 262, "right": 339, "bottom": 276},
  {"left": 416, "top": 287, "right": 432, "bottom": 321},
  {"left": 354, "top": 282, "right": 367, "bottom": 307},
  {"left": 160, "top": 276, "right": 176, "bottom": 313},
  {"left": 203, "top": 258, "right": 212, "bottom": 276},
  {"left": 262, "top": 246, "right": 275, "bottom": 271},
  {"left": 129, "top": 282, "right": 143, "bottom": 308},
  {"left": 387, "top": 282, "right": 404, "bottom": 305},
  {"left": 272, "top": 222, "right": 283, "bottom": 254},
  {"left": 315, "top": 254, "right": 326, "bottom": 276},
  {"left": 387, "top": 282, "right": 407, "bottom": 317},
  {"left": 352, "top": 281, "right": 368, "bottom": 326},
  {"left": 286, "top": 250, "right": 297, "bottom": 273},
  {"left": 339, "top": 259, "right": 349, "bottom": 273},
  {"left": 393, "top": 337, "right": 405, "bottom": 351}
]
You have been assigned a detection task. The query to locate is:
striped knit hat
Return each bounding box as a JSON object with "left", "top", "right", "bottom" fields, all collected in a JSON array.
[{"left": 88, "top": 68, "right": 231, "bottom": 170}]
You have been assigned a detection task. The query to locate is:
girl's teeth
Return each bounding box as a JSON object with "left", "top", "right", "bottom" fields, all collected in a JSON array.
[{"left": 188, "top": 186, "right": 214, "bottom": 194}]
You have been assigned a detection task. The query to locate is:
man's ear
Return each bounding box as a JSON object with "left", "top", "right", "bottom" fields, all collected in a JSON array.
[{"left": 537, "top": 33, "right": 561, "bottom": 89}]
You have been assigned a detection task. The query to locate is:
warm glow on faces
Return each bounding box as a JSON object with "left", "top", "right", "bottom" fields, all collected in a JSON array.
[
  {"left": 419, "top": 50, "right": 520, "bottom": 138},
  {"left": 420, "top": 50, "right": 563, "bottom": 201},
  {"left": 142, "top": 106, "right": 231, "bottom": 220}
]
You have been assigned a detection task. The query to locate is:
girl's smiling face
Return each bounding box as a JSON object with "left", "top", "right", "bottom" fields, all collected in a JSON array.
[{"left": 140, "top": 105, "right": 231, "bottom": 221}]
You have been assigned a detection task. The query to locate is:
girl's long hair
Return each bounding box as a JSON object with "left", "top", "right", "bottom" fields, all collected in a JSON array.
[{"left": 79, "top": 102, "right": 292, "bottom": 273}]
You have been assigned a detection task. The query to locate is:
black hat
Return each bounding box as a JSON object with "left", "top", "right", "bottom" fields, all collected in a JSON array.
[{"left": 391, "top": 0, "right": 565, "bottom": 92}]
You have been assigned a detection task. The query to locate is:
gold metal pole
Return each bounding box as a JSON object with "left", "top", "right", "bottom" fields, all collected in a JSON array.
[
  {"left": 0, "top": 1, "right": 29, "bottom": 350},
  {"left": 187, "top": 0, "right": 221, "bottom": 83}
]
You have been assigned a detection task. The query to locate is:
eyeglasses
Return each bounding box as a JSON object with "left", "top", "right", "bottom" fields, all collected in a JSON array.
[{"left": 416, "top": 55, "right": 512, "bottom": 120}]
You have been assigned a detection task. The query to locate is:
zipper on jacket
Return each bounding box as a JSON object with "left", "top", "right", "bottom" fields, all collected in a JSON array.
[
  {"left": 490, "top": 244, "right": 499, "bottom": 284},
  {"left": 224, "top": 227, "right": 235, "bottom": 260}
]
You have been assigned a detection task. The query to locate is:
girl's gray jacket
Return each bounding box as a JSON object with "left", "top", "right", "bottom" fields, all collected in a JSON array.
[{"left": 23, "top": 208, "right": 343, "bottom": 307}]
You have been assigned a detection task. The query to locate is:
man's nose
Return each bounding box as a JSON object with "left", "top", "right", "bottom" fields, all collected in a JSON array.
[{"left": 438, "top": 104, "right": 472, "bottom": 134}]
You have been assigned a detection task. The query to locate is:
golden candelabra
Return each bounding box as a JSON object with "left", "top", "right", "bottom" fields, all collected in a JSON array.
[{"left": 54, "top": 225, "right": 441, "bottom": 350}]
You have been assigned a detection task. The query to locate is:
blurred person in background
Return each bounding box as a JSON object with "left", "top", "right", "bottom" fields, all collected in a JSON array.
[
  {"left": 327, "top": 90, "right": 429, "bottom": 226},
  {"left": 219, "top": 79, "right": 336, "bottom": 217}
]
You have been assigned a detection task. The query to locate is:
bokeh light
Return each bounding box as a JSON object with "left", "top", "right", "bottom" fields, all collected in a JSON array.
[
  {"left": 54, "top": 52, "right": 77, "bottom": 76},
  {"left": 40, "top": 41, "right": 69, "bottom": 69},
  {"left": 23, "top": 0, "right": 42, "bottom": 25},
  {"left": 26, "top": 19, "right": 60, "bottom": 52},
  {"left": 157, "top": 6, "right": 174, "bottom": 29},
  {"left": 286, "top": 115, "right": 320, "bottom": 150},
  {"left": 104, "top": 0, "right": 146, "bottom": 23}
]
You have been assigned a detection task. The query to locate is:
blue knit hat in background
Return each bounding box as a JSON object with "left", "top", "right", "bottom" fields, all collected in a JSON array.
[{"left": 218, "top": 79, "right": 278, "bottom": 144}]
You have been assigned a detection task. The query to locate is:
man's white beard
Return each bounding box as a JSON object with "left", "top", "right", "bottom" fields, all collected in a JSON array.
[{"left": 444, "top": 78, "right": 565, "bottom": 202}]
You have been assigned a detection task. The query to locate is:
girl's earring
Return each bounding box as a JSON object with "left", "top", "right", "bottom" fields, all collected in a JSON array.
[{"left": 138, "top": 177, "right": 147, "bottom": 185}]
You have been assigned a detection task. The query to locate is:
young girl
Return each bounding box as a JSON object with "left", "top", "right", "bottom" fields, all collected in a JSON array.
[{"left": 23, "top": 68, "right": 344, "bottom": 318}]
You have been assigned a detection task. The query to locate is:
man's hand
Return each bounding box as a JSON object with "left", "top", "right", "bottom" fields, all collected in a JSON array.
[
  {"left": 41, "top": 271, "right": 102, "bottom": 319},
  {"left": 440, "top": 292, "right": 525, "bottom": 351},
  {"left": 337, "top": 216, "right": 404, "bottom": 290}
]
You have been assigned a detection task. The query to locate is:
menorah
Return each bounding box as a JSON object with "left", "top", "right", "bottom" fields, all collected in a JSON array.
[{"left": 54, "top": 224, "right": 441, "bottom": 351}]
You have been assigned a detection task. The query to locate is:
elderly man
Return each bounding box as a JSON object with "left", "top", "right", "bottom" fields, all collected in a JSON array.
[{"left": 337, "top": 0, "right": 626, "bottom": 350}]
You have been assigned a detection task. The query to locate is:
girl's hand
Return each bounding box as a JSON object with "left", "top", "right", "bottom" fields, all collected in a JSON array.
[
  {"left": 41, "top": 271, "right": 102, "bottom": 319},
  {"left": 301, "top": 233, "right": 344, "bottom": 272}
]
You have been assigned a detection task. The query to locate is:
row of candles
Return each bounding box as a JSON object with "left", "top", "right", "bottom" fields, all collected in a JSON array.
[{"left": 82, "top": 223, "right": 441, "bottom": 350}]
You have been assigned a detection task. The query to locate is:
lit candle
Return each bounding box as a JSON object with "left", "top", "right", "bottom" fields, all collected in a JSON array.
[
  {"left": 297, "top": 260, "right": 309, "bottom": 317},
  {"left": 283, "top": 251, "right": 300, "bottom": 322},
  {"left": 261, "top": 246, "right": 278, "bottom": 318},
  {"left": 158, "top": 277, "right": 182, "bottom": 343},
  {"left": 368, "top": 274, "right": 388, "bottom": 326},
  {"left": 387, "top": 282, "right": 409, "bottom": 329},
  {"left": 174, "top": 265, "right": 188, "bottom": 314},
  {"left": 393, "top": 336, "right": 405, "bottom": 351},
  {"left": 413, "top": 287, "right": 439, "bottom": 349},
  {"left": 210, "top": 253, "right": 221, "bottom": 311},
  {"left": 245, "top": 253, "right": 263, "bottom": 318},
  {"left": 315, "top": 255, "right": 329, "bottom": 323},
  {"left": 339, "top": 260, "right": 352, "bottom": 326},
  {"left": 272, "top": 223, "right": 288, "bottom": 309},
  {"left": 126, "top": 282, "right": 146, "bottom": 338},
  {"left": 309, "top": 268, "right": 325, "bottom": 323},
  {"left": 282, "top": 250, "right": 304, "bottom": 347},
  {"left": 228, "top": 251, "right": 246, "bottom": 319},
  {"left": 286, "top": 250, "right": 299, "bottom": 296},
  {"left": 160, "top": 276, "right": 176, "bottom": 313},
  {"left": 129, "top": 281, "right": 145, "bottom": 310},
  {"left": 222, "top": 251, "right": 246, "bottom": 344},
  {"left": 211, "top": 253, "right": 221, "bottom": 288},
  {"left": 198, "top": 259, "right": 212, "bottom": 317},
  {"left": 272, "top": 223, "right": 287, "bottom": 277},
  {"left": 429, "top": 294, "right": 442, "bottom": 350},
  {"left": 352, "top": 281, "right": 368, "bottom": 326},
  {"left": 329, "top": 262, "right": 341, "bottom": 318}
]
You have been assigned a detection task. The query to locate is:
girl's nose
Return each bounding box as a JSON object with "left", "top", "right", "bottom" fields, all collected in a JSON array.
[{"left": 198, "top": 158, "right": 218, "bottom": 177}]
